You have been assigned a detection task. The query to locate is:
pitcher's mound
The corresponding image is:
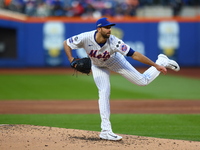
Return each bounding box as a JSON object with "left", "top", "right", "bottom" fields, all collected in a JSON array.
[{"left": 0, "top": 124, "right": 199, "bottom": 150}]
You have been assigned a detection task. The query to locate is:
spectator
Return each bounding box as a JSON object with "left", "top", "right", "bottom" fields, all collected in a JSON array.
[
  {"left": 7, "top": 0, "right": 25, "bottom": 13},
  {"left": 124, "top": 0, "right": 139, "bottom": 16},
  {"left": 24, "top": 0, "right": 36, "bottom": 16},
  {"left": 170, "top": 0, "right": 183, "bottom": 16},
  {"left": 71, "top": 1, "right": 84, "bottom": 16},
  {"left": 160, "top": 0, "right": 171, "bottom": 6},
  {"left": 114, "top": 1, "right": 125, "bottom": 17},
  {"left": 3, "top": 0, "right": 12, "bottom": 9},
  {"left": 82, "top": 3, "right": 96, "bottom": 17},
  {"left": 1, "top": 0, "right": 200, "bottom": 17},
  {"left": 101, "top": 1, "right": 115, "bottom": 16},
  {"left": 51, "top": 0, "right": 65, "bottom": 16},
  {"left": 36, "top": 1, "right": 50, "bottom": 16},
  {"left": 114, "top": 0, "right": 139, "bottom": 17},
  {"left": 65, "top": 1, "right": 84, "bottom": 17},
  {"left": 140, "top": 0, "right": 154, "bottom": 6}
]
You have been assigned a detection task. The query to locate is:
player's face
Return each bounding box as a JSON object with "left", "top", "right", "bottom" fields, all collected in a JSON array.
[{"left": 100, "top": 26, "right": 112, "bottom": 39}]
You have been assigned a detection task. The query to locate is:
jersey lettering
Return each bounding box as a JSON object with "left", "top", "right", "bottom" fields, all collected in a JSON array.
[
  {"left": 89, "top": 50, "right": 110, "bottom": 61},
  {"left": 89, "top": 50, "right": 97, "bottom": 57}
]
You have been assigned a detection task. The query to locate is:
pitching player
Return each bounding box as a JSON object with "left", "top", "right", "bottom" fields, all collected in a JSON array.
[{"left": 63, "top": 17, "right": 180, "bottom": 141}]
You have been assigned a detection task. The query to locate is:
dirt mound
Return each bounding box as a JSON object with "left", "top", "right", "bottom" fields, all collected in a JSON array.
[{"left": 0, "top": 124, "right": 199, "bottom": 150}]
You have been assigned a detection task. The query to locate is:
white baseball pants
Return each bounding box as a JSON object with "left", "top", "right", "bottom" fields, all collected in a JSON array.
[{"left": 91, "top": 52, "right": 161, "bottom": 132}]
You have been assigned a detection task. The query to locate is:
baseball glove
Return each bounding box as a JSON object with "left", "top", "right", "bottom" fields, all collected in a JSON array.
[{"left": 70, "top": 57, "right": 91, "bottom": 75}]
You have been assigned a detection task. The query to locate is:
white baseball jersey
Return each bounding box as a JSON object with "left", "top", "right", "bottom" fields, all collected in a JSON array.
[{"left": 67, "top": 30, "right": 130, "bottom": 66}]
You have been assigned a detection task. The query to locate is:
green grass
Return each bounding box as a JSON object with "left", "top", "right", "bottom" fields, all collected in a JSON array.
[
  {"left": 0, "top": 74, "right": 200, "bottom": 142},
  {"left": 0, "top": 74, "right": 97, "bottom": 100},
  {"left": 0, "top": 74, "right": 199, "bottom": 100},
  {"left": 110, "top": 74, "right": 200, "bottom": 99},
  {"left": 0, "top": 114, "right": 200, "bottom": 141}
]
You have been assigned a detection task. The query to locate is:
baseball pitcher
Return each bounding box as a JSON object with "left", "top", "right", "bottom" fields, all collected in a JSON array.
[{"left": 63, "top": 17, "right": 180, "bottom": 141}]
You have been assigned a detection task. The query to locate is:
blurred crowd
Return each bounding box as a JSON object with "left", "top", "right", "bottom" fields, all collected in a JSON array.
[{"left": 0, "top": 0, "right": 200, "bottom": 17}]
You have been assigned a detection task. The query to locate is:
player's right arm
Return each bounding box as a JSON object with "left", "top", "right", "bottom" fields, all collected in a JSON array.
[
  {"left": 63, "top": 40, "right": 74, "bottom": 63},
  {"left": 63, "top": 34, "right": 84, "bottom": 63}
]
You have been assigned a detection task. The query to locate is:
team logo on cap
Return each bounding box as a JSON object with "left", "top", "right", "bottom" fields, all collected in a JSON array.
[
  {"left": 120, "top": 44, "right": 127, "bottom": 52},
  {"left": 97, "top": 24, "right": 102, "bottom": 27}
]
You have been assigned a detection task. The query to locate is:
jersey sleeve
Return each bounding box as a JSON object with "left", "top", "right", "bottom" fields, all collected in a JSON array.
[
  {"left": 66, "top": 33, "right": 84, "bottom": 49},
  {"left": 111, "top": 35, "right": 130, "bottom": 56}
]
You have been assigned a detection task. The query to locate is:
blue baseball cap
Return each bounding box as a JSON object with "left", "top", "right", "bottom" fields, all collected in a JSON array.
[{"left": 96, "top": 17, "right": 115, "bottom": 28}]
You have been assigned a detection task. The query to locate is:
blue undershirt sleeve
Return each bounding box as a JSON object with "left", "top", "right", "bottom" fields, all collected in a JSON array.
[{"left": 126, "top": 48, "right": 135, "bottom": 56}]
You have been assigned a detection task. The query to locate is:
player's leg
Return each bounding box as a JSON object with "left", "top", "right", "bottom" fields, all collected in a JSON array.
[
  {"left": 91, "top": 65, "right": 112, "bottom": 131},
  {"left": 107, "top": 52, "right": 160, "bottom": 86},
  {"left": 91, "top": 65, "right": 122, "bottom": 140}
]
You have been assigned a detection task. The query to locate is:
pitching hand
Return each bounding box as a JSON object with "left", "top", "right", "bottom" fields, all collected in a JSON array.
[{"left": 155, "top": 65, "right": 167, "bottom": 75}]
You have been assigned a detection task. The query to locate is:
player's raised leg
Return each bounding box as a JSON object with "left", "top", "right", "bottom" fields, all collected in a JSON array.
[
  {"left": 107, "top": 53, "right": 180, "bottom": 86},
  {"left": 107, "top": 53, "right": 160, "bottom": 86}
]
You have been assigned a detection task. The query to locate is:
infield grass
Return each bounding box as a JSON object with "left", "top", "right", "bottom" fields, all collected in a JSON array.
[
  {"left": 0, "top": 114, "right": 199, "bottom": 141},
  {"left": 0, "top": 74, "right": 199, "bottom": 100}
]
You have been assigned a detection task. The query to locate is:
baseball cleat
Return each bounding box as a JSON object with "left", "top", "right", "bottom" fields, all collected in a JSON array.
[
  {"left": 158, "top": 54, "right": 180, "bottom": 72},
  {"left": 99, "top": 131, "right": 122, "bottom": 141}
]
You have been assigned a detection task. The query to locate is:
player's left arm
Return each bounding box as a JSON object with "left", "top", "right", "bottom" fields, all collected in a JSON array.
[{"left": 131, "top": 51, "right": 167, "bottom": 74}]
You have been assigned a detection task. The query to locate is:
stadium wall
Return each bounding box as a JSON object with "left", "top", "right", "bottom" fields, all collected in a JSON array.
[{"left": 0, "top": 16, "right": 200, "bottom": 67}]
